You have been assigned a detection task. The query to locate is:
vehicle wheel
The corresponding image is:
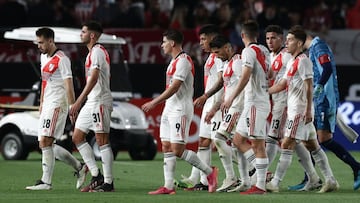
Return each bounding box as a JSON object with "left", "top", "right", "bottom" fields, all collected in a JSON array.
[
  {"left": 90, "top": 136, "right": 119, "bottom": 160},
  {"left": 1, "top": 131, "right": 29, "bottom": 160},
  {"left": 128, "top": 135, "right": 157, "bottom": 160}
]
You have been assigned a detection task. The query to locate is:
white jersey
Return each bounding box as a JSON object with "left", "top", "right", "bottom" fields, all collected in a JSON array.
[
  {"left": 164, "top": 52, "right": 194, "bottom": 114},
  {"left": 241, "top": 43, "right": 271, "bottom": 110},
  {"left": 283, "top": 53, "right": 313, "bottom": 113},
  {"left": 85, "top": 44, "right": 113, "bottom": 107},
  {"left": 204, "top": 53, "right": 224, "bottom": 106},
  {"left": 270, "top": 48, "right": 292, "bottom": 109},
  {"left": 223, "top": 54, "right": 243, "bottom": 108},
  {"left": 41, "top": 50, "right": 72, "bottom": 108}
]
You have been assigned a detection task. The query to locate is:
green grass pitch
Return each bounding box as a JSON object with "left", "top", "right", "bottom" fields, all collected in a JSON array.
[{"left": 0, "top": 151, "right": 359, "bottom": 203}]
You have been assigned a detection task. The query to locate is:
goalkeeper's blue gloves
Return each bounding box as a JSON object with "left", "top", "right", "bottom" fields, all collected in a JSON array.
[{"left": 313, "top": 84, "right": 325, "bottom": 103}]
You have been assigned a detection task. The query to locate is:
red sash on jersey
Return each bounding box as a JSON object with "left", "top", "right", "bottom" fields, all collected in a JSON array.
[
  {"left": 204, "top": 53, "right": 216, "bottom": 88},
  {"left": 85, "top": 44, "right": 110, "bottom": 79},
  {"left": 166, "top": 54, "right": 194, "bottom": 89},
  {"left": 286, "top": 57, "right": 300, "bottom": 90},
  {"left": 270, "top": 53, "right": 283, "bottom": 86},
  {"left": 41, "top": 55, "right": 61, "bottom": 93},
  {"left": 250, "top": 45, "right": 267, "bottom": 73}
]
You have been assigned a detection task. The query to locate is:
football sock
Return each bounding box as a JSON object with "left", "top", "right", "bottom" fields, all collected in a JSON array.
[
  {"left": 321, "top": 138, "right": 360, "bottom": 172},
  {"left": 53, "top": 144, "right": 81, "bottom": 171},
  {"left": 164, "top": 152, "right": 176, "bottom": 189},
  {"left": 265, "top": 136, "right": 279, "bottom": 166},
  {"left": 181, "top": 149, "right": 212, "bottom": 175},
  {"left": 255, "top": 157, "right": 269, "bottom": 191},
  {"left": 198, "top": 146, "right": 211, "bottom": 185},
  {"left": 295, "top": 143, "right": 319, "bottom": 183},
  {"left": 243, "top": 148, "right": 256, "bottom": 168},
  {"left": 214, "top": 134, "right": 235, "bottom": 179},
  {"left": 237, "top": 151, "right": 250, "bottom": 184},
  {"left": 100, "top": 144, "right": 114, "bottom": 184},
  {"left": 41, "top": 146, "right": 55, "bottom": 185},
  {"left": 77, "top": 141, "right": 99, "bottom": 177},
  {"left": 311, "top": 147, "right": 335, "bottom": 180},
  {"left": 272, "top": 149, "right": 293, "bottom": 186}
]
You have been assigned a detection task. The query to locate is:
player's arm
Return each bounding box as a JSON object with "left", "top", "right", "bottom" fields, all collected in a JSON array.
[
  {"left": 268, "top": 78, "right": 286, "bottom": 94},
  {"left": 316, "top": 49, "right": 333, "bottom": 86},
  {"left": 304, "top": 78, "right": 313, "bottom": 124},
  {"left": 64, "top": 78, "right": 75, "bottom": 105},
  {"left": 194, "top": 71, "right": 224, "bottom": 107},
  {"left": 39, "top": 80, "right": 45, "bottom": 112},
  {"left": 78, "top": 68, "right": 99, "bottom": 104},
  {"left": 142, "top": 79, "right": 182, "bottom": 112},
  {"left": 70, "top": 68, "right": 99, "bottom": 117}
]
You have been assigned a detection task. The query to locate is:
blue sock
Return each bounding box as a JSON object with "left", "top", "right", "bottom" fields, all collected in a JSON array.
[{"left": 321, "top": 138, "right": 360, "bottom": 176}]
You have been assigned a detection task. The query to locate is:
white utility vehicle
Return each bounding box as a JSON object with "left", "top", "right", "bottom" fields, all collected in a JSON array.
[{"left": 0, "top": 27, "right": 157, "bottom": 160}]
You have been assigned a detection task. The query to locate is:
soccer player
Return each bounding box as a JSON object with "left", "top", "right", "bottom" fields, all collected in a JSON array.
[
  {"left": 226, "top": 20, "right": 271, "bottom": 195},
  {"left": 266, "top": 24, "right": 322, "bottom": 191},
  {"left": 207, "top": 35, "right": 246, "bottom": 192},
  {"left": 266, "top": 25, "right": 338, "bottom": 193},
  {"left": 304, "top": 28, "right": 360, "bottom": 191},
  {"left": 141, "top": 29, "right": 218, "bottom": 195},
  {"left": 174, "top": 24, "right": 225, "bottom": 191},
  {"left": 70, "top": 21, "right": 114, "bottom": 192},
  {"left": 26, "top": 27, "right": 88, "bottom": 190},
  {"left": 265, "top": 25, "right": 291, "bottom": 166}
]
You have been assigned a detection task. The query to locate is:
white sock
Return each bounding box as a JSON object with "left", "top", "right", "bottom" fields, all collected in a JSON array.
[
  {"left": 100, "top": 144, "right": 113, "bottom": 184},
  {"left": 198, "top": 146, "right": 211, "bottom": 185},
  {"left": 214, "top": 135, "right": 235, "bottom": 179},
  {"left": 53, "top": 144, "right": 82, "bottom": 171},
  {"left": 181, "top": 149, "right": 212, "bottom": 175},
  {"left": 237, "top": 151, "right": 250, "bottom": 184},
  {"left": 266, "top": 136, "right": 279, "bottom": 167},
  {"left": 41, "top": 146, "right": 55, "bottom": 185},
  {"left": 164, "top": 152, "right": 176, "bottom": 189},
  {"left": 255, "top": 157, "right": 269, "bottom": 191},
  {"left": 77, "top": 142, "right": 99, "bottom": 177},
  {"left": 311, "top": 148, "right": 335, "bottom": 180},
  {"left": 244, "top": 148, "right": 256, "bottom": 168},
  {"left": 295, "top": 143, "right": 319, "bottom": 183},
  {"left": 272, "top": 149, "right": 293, "bottom": 186}
]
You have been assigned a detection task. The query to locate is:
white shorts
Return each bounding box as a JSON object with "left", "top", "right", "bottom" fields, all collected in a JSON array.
[
  {"left": 217, "top": 106, "right": 241, "bottom": 139},
  {"left": 160, "top": 110, "right": 193, "bottom": 144},
  {"left": 268, "top": 106, "right": 287, "bottom": 139},
  {"left": 38, "top": 106, "right": 67, "bottom": 140},
  {"left": 75, "top": 102, "right": 112, "bottom": 133},
  {"left": 284, "top": 111, "right": 317, "bottom": 141},
  {"left": 236, "top": 105, "right": 269, "bottom": 139}
]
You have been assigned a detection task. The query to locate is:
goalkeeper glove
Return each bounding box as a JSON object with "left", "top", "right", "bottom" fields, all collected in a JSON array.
[{"left": 313, "top": 84, "right": 325, "bottom": 103}]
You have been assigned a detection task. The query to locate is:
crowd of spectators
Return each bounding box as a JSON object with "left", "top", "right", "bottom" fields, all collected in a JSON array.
[{"left": 0, "top": 0, "right": 359, "bottom": 32}]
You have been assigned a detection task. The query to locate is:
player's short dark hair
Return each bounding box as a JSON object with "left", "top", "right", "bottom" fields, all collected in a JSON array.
[
  {"left": 36, "top": 27, "right": 54, "bottom": 39},
  {"left": 265, "top": 25, "right": 283, "bottom": 35},
  {"left": 83, "top": 21, "right": 103, "bottom": 34},
  {"left": 199, "top": 24, "right": 220, "bottom": 36},
  {"left": 242, "top": 20, "right": 259, "bottom": 38},
  {"left": 163, "top": 29, "right": 184, "bottom": 44},
  {"left": 209, "top": 34, "right": 229, "bottom": 49},
  {"left": 288, "top": 25, "right": 306, "bottom": 45}
]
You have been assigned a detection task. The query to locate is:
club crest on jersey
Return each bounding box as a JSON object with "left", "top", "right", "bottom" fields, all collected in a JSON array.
[{"left": 48, "top": 64, "right": 55, "bottom": 72}]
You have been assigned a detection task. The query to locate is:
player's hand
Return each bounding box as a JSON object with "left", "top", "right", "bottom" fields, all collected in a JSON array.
[
  {"left": 313, "top": 84, "right": 325, "bottom": 103},
  {"left": 69, "top": 102, "right": 80, "bottom": 124},
  {"left": 193, "top": 95, "right": 207, "bottom": 108},
  {"left": 141, "top": 101, "right": 155, "bottom": 112},
  {"left": 205, "top": 110, "right": 215, "bottom": 124},
  {"left": 221, "top": 98, "right": 232, "bottom": 112}
]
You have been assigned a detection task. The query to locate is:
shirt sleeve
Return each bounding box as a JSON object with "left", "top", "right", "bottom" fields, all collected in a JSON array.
[
  {"left": 59, "top": 56, "right": 72, "bottom": 79},
  {"left": 241, "top": 47, "right": 256, "bottom": 69},
  {"left": 299, "top": 57, "right": 313, "bottom": 81},
  {"left": 173, "top": 57, "right": 192, "bottom": 82}
]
